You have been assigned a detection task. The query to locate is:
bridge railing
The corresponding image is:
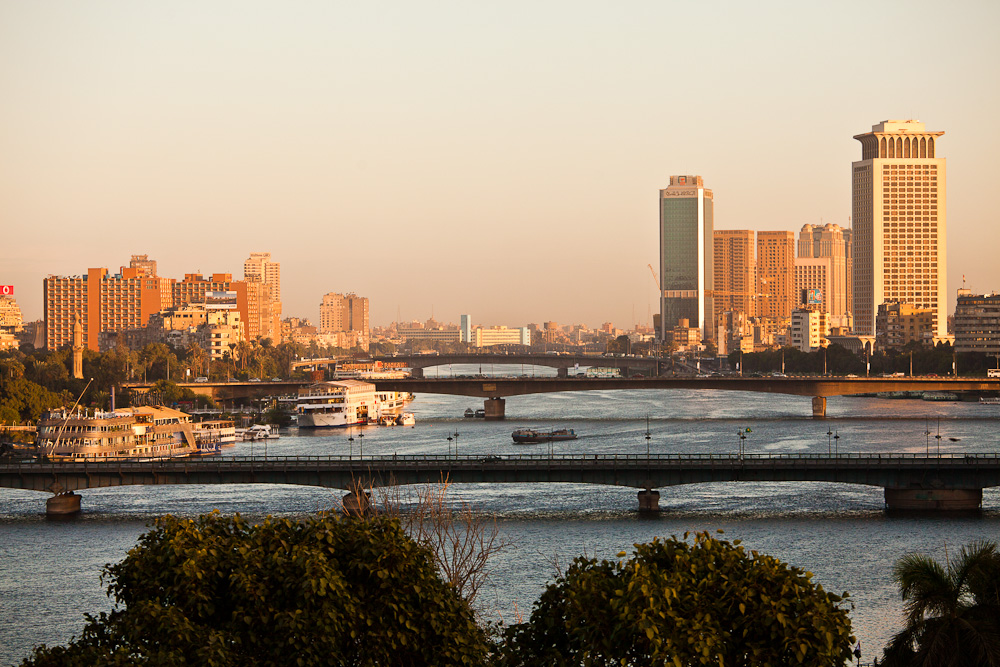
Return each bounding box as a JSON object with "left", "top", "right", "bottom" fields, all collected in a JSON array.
[{"left": 4, "top": 451, "right": 999, "bottom": 472}]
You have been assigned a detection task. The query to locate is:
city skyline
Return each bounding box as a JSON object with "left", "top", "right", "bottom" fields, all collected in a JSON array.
[{"left": 3, "top": 1, "right": 999, "bottom": 327}]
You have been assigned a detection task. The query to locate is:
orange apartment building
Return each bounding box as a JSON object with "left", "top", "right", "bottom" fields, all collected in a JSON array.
[
  {"left": 45, "top": 266, "right": 267, "bottom": 351},
  {"left": 44, "top": 267, "right": 173, "bottom": 351}
]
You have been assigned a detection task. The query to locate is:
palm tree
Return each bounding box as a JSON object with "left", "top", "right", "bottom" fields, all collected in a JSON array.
[{"left": 881, "top": 540, "right": 1000, "bottom": 666}]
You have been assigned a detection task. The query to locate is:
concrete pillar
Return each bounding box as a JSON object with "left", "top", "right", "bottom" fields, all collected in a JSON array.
[
  {"left": 483, "top": 397, "right": 506, "bottom": 420},
  {"left": 638, "top": 489, "right": 660, "bottom": 511},
  {"left": 557, "top": 367, "right": 569, "bottom": 378},
  {"left": 811, "top": 396, "right": 827, "bottom": 419},
  {"left": 46, "top": 492, "right": 81, "bottom": 516},
  {"left": 884, "top": 488, "right": 982, "bottom": 511},
  {"left": 411, "top": 367, "right": 424, "bottom": 379}
]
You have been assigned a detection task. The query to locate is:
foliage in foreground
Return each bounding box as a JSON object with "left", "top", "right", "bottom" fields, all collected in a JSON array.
[
  {"left": 21, "top": 512, "right": 490, "bottom": 667},
  {"left": 880, "top": 539, "right": 1000, "bottom": 666},
  {"left": 498, "top": 531, "right": 855, "bottom": 667}
]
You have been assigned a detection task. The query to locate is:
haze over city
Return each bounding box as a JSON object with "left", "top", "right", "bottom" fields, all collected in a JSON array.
[{"left": 3, "top": 0, "right": 999, "bottom": 327}]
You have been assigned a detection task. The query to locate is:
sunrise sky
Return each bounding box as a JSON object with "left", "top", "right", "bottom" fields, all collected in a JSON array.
[{"left": 3, "top": 0, "right": 998, "bottom": 328}]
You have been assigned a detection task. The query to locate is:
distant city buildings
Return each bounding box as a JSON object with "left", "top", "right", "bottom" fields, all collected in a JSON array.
[
  {"left": 319, "top": 293, "right": 370, "bottom": 351},
  {"left": 43, "top": 253, "right": 284, "bottom": 352},
  {"left": 875, "top": 301, "right": 935, "bottom": 350},
  {"left": 659, "top": 175, "right": 714, "bottom": 343},
  {"left": 712, "top": 230, "right": 755, "bottom": 324},
  {"left": 244, "top": 252, "right": 282, "bottom": 342},
  {"left": 43, "top": 266, "right": 173, "bottom": 351},
  {"left": 756, "top": 231, "right": 795, "bottom": 320},
  {"left": 797, "top": 223, "right": 850, "bottom": 320},
  {"left": 953, "top": 290, "right": 1000, "bottom": 355},
  {"left": 852, "top": 120, "right": 947, "bottom": 337},
  {"left": 0, "top": 294, "right": 22, "bottom": 350}
]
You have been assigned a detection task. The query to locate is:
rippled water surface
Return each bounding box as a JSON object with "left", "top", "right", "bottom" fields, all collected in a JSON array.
[{"left": 3, "top": 370, "right": 999, "bottom": 664}]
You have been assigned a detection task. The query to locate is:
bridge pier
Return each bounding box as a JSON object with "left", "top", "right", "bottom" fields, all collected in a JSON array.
[
  {"left": 484, "top": 397, "right": 506, "bottom": 420},
  {"left": 410, "top": 367, "right": 424, "bottom": 379},
  {"left": 637, "top": 489, "right": 660, "bottom": 512},
  {"left": 811, "top": 396, "right": 827, "bottom": 419},
  {"left": 557, "top": 367, "right": 569, "bottom": 378},
  {"left": 46, "top": 491, "right": 81, "bottom": 516},
  {"left": 884, "top": 488, "right": 982, "bottom": 511}
]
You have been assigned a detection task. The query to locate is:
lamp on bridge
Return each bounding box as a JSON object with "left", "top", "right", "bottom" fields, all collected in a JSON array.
[
  {"left": 348, "top": 433, "right": 354, "bottom": 458},
  {"left": 358, "top": 431, "right": 364, "bottom": 457},
  {"left": 827, "top": 429, "right": 833, "bottom": 455},
  {"left": 447, "top": 434, "right": 453, "bottom": 456},
  {"left": 645, "top": 416, "right": 651, "bottom": 459},
  {"left": 453, "top": 431, "right": 460, "bottom": 457},
  {"left": 834, "top": 430, "right": 840, "bottom": 455}
]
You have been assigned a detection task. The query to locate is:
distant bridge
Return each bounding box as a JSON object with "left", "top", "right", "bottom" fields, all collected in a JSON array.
[
  {"left": 4, "top": 453, "right": 999, "bottom": 514},
  {"left": 288, "top": 353, "right": 660, "bottom": 376},
  {"left": 125, "top": 376, "right": 1000, "bottom": 419}
]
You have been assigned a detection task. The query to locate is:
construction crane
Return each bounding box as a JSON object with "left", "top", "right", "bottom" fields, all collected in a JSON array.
[{"left": 647, "top": 264, "right": 659, "bottom": 290}]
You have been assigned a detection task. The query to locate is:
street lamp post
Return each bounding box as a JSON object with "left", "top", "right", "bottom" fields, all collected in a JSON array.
[
  {"left": 447, "top": 434, "right": 453, "bottom": 456},
  {"left": 834, "top": 430, "right": 840, "bottom": 455},
  {"left": 348, "top": 433, "right": 354, "bottom": 458},
  {"left": 645, "top": 415, "right": 651, "bottom": 459},
  {"left": 453, "top": 431, "right": 460, "bottom": 457},
  {"left": 827, "top": 429, "right": 833, "bottom": 455},
  {"left": 358, "top": 431, "right": 364, "bottom": 457}
]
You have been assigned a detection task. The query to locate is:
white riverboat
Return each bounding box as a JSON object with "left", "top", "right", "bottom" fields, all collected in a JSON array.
[
  {"left": 297, "top": 380, "right": 379, "bottom": 428},
  {"left": 236, "top": 424, "right": 279, "bottom": 441},
  {"left": 35, "top": 405, "right": 212, "bottom": 460}
]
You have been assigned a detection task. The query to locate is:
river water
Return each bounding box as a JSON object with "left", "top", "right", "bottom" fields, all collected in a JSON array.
[{"left": 2, "top": 367, "right": 999, "bottom": 664}]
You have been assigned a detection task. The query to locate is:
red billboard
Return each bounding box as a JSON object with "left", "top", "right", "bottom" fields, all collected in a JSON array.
[{"left": 0, "top": 285, "right": 12, "bottom": 296}]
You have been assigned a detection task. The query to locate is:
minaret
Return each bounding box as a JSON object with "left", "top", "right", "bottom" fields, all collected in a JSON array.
[{"left": 72, "top": 314, "right": 83, "bottom": 379}]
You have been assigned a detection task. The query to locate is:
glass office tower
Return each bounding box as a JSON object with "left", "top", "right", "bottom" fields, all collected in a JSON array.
[{"left": 659, "top": 175, "right": 714, "bottom": 342}]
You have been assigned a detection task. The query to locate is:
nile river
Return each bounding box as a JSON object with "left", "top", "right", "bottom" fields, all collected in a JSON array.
[{"left": 2, "top": 369, "right": 1000, "bottom": 664}]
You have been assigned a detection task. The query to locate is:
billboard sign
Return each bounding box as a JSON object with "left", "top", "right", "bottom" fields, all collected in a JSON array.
[
  {"left": 0, "top": 285, "right": 12, "bottom": 296},
  {"left": 806, "top": 289, "right": 823, "bottom": 304},
  {"left": 205, "top": 290, "right": 238, "bottom": 310}
]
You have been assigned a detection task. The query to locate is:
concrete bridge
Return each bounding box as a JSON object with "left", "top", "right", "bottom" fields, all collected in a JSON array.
[
  {"left": 368, "top": 376, "right": 1000, "bottom": 419},
  {"left": 5, "top": 453, "right": 999, "bottom": 514},
  {"left": 371, "top": 353, "right": 661, "bottom": 377},
  {"left": 130, "top": 376, "right": 1000, "bottom": 419}
]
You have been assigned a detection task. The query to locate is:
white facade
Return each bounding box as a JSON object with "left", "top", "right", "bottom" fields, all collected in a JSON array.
[
  {"left": 852, "top": 120, "right": 947, "bottom": 337},
  {"left": 790, "top": 308, "right": 829, "bottom": 352}
]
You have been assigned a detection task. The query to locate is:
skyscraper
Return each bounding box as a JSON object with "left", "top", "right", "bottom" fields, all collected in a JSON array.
[
  {"left": 852, "top": 120, "right": 946, "bottom": 336},
  {"left": 713, "top": 230, "right": 756, "bottom": 324},
  {"left": 755, "top": 231, "right": 795, "bottom": 319},
  {"left": 797, "top": 223, "right": 849, "bottom": 319},
  {"left": 243, "top": 252, "right": 282, "bottom": 342},
  {"left": 659, "top": 175, "right": 714, "bottom": 341}
]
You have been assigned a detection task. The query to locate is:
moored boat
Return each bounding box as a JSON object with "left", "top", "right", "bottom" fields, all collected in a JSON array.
[
  {"left": 511, "top": 428, "right": 578, "bottom": 444},
  {"left": 297, "top": 380, "right": 379, "bottom": 428},
  {"left": 396, "top": 412, "right": 415, "bottom": 426},
  {"left": 35, "top": 405, "right": 205, "bottom": 460}
]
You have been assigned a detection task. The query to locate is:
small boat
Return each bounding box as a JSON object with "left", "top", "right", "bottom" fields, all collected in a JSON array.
[
  {"left": 512, "top": 428, "right": 578, "bottom": 444},
  {"left": 396, "top": 413, "right": 415, "bottom": 426},
  {"left": 464, "top": 408, "right": 475, "bottom": 418},
  {"left": 980, "top": 397, "right": 1000, "bottom": 405},
  {"left": 238, "top": 424, "right": 279, "bottom": 441},
  {"left": 474, "top": 409, "right": 486, "bottom": 418}
]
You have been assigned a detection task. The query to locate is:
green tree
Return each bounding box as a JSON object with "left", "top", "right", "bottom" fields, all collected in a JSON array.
[
  {"left": 880, "top": 540, "right": 1000, "bottom": 666},
  {"left": 499, "top": 531, "right": 854, "bottom": 666},
  {"left": 21, "top": 512, "right": 490, "bottom": 667}
]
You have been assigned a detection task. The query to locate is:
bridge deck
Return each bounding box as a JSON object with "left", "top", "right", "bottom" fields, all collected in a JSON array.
[{"left": 4, "top": 453, "right": 1000, "bottom": 494}]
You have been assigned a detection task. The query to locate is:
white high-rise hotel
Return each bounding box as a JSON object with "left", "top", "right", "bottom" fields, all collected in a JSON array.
[{"left": 852, "top": 120, "right": 946, "bottom": 337}]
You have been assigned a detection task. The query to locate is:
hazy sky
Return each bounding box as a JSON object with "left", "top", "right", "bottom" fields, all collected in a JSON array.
[{"left": 3, "top": 1, "right": 998, "bottom": 329}]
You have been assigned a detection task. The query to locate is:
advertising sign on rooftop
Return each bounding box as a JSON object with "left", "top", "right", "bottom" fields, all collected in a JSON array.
[
  {"left": 205, "top": 290, "right": 238, "bottom": 310},
  {"left": 806, "top": 289, "right": 823, "bottom": 305},
  {"left": 0, "top": 286, "right": 13, "bottom": 296}
]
